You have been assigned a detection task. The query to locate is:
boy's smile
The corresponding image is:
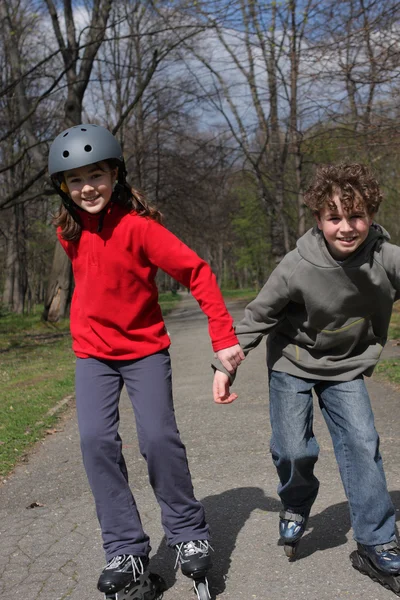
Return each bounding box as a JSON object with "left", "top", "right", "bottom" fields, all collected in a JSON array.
[{"left": 315, "top": 195, "right": 373, "bottom": 260}]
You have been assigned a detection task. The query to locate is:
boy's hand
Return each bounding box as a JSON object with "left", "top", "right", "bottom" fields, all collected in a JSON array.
[
  {"left": 213, "top": 370, "right": 238, "bottom": 404},
  {"left": 216, "top": 344, "right": 245, "bottom": 374}
]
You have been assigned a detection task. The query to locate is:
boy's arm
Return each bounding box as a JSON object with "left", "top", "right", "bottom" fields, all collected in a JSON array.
[
  {"left": 212, "top": 255, "right": 294, "bottom": 381},
  {"left": 213, "top": 370, "right": 238, "bottom": 404}
]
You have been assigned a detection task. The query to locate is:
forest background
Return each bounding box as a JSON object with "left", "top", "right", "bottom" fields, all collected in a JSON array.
[{"left": 1, "top": 0, "right": 400, "bottom": 319}]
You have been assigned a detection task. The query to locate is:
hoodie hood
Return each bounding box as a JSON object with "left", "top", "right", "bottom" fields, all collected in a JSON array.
[{"left": 296, "top": 223, "right": 390, "bottom": 268}]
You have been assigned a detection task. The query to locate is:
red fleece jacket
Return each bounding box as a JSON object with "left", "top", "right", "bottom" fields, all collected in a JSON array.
[{"left": 58, "top": 204, "right": 238, "bottom": 360}]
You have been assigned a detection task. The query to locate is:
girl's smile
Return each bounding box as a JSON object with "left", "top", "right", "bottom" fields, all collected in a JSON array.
[
  {"left": 315, "top": 195, "right": 373, "bottom": 260},
  {"left": 64, "top": 162, "right": 118, "bottom": 214}
]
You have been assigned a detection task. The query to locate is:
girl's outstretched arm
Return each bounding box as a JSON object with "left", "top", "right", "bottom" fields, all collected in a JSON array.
[{"left": 142, "top": 218, "right": 239, "bottom": 351}]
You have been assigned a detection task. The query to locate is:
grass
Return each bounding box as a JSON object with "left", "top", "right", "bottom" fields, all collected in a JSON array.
[
  {"left": 374, "top": 301, "right": 400, "bottom": 386},
  {"left": 158, "top": 291, "right": 182, "bottom": 315},
  {"left": 387, "top": 301, "right": 400, "bottom": 340},
  {"left": 222, "top": 287, "right": 258, "bottom": 302},
  {"left": 0, "top": 308, "right": 74, "bottom": 477},
  {"left": 0, "top": 293, "right": 181, "bottom": 478},
  {"left": 374, "top": 360, "right": 400, "bottom": 385}
]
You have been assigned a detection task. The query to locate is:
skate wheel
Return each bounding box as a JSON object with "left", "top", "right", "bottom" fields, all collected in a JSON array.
[
  {"left": 350, "top": 550, "right": 363, "bottom": 571},
  {"left": 148, "top": 572, "right": 167, "bottom": 593},
  {"left": 104, "top": 572, "right": 166, "bottom": 600},
  {"left": 284, "top": 543, "right": 297, "bottom": 559},
  {"left": 350, "top": 550, "right": 400, "bottom": 595},
  {"left": 194, "top": 578, "right": 210, "bottom": 600}
]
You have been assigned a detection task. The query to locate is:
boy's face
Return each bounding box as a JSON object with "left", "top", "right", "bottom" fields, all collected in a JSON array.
[
  {"left": 63, "top": 161, "right": 118, "bottom": 214},
  {"left": 315, "top": 195, "right": 373, "bottom": 260}
]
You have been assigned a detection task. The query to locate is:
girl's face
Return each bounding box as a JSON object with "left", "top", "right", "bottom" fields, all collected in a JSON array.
[
  {"left": 315, "top": 195, "right": 373, "bottom": 260},
  {"left": 64, "top": 162, "right": 118, "bottom": 214}
]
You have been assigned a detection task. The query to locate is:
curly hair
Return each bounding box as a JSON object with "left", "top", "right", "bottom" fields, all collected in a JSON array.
[{"left": 303, "top": 163, "right": 383, "bottom": 216}]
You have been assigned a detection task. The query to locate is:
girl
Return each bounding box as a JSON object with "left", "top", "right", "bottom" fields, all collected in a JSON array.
[{"left": 48, "top": 123, "right": 244, "bottom": 600}]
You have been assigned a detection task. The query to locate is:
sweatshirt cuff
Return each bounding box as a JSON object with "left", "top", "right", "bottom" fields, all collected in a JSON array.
[{"left": 211, "top": 357, "right": 236, "bottom": 385}]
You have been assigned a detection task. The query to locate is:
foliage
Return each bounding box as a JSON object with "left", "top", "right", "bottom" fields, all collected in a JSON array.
[{"left": 231, "top": 180, "right": 272, "bottom": 287}]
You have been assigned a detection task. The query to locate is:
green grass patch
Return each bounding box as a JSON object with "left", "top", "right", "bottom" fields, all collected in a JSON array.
[
  {"left": 0, "top": 293, "right": 181, "bottom": 477},
  {"left": 222, "top": 288, "right": 257, "bottom": 302},
  {"left": 388, "top": 301, "right": 400, "bottom": 340},
  {"left": 375, "top": 360, "right": 400, "bottom": 386},
  {"left": 0, "top": 309, "right": 74, "bottom": 477},
  {"left": 158, "top": 292, "right": 181, "bottom": 315},
  {"left": 372, "top": 301, "right": 400, "bottom": 387}
]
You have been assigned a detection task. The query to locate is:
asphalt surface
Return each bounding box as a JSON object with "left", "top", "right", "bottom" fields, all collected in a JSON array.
[{"left": 2, "top": 294, "right": 400, "bottom": 600}]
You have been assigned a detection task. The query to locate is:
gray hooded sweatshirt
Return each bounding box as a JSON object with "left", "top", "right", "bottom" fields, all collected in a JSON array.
[{"left": 218, "top": 224, "right": 400, "bottom": 382}]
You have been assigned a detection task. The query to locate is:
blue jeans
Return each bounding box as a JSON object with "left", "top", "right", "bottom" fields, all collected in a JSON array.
[{"left": 269, "top": 370, "right": 396, "bottom": 546}]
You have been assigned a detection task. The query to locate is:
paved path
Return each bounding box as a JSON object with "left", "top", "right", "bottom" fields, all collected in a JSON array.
[{"left": 1, "top": 295, "right": 400, "bottom": 600}]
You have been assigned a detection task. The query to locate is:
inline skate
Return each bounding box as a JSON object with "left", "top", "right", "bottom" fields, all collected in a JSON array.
[
  {"left": 279, "top": 510, "right": 308, "bottom": 559},
  {"left": 175, "top": 540, "right": 212, "bottom": 600},
  {"left": 97, "top": 554, "right": 166, "bottom": 600},
  {"left": 351, "top": 541, "right": 400, "bottom": 595}
]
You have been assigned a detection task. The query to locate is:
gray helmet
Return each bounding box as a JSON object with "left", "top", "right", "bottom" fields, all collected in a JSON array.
[{"left": 48, "top": 123, "right": 124, "bottom": 176}]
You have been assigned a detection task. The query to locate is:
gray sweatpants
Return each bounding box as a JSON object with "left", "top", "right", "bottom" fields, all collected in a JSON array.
[{"left": 75, "top": 350, "right": 209, "bottom": 560}]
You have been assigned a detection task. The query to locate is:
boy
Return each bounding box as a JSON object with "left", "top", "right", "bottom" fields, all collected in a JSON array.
[{"left": 214, "top": 163, "right": 400, "bottom": 593}]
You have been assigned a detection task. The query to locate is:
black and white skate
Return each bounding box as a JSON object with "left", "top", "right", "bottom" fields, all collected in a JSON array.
[
  {"left": 351, "top": 550, "right": 400, "bottom": 596},
  {"left": 98, "top": 555, "right": 166, "bottom": 600},
  {"left": 98, "top": 555, "right": 149, "bottom": 593},
  {"left": 103, "top": 571, "right": 166, "bottom": 600},
  {"left": 175, "top": 541, "right": 212, "bottom": 600}
]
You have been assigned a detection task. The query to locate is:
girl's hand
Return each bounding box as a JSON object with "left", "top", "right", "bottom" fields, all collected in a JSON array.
[
  {"left": 216, "top": 344, "right": 245, "bottom": 374},
  {"left": 213, "top": 370, "right": 238, "bottom": 404}
]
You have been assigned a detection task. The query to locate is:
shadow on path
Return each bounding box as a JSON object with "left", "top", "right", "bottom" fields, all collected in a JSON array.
[
  {"left": 286, "top": 489, "right": 400, "bottom": 561},
  {"left": 150, "top": 488, "right": 400, "bottom": 598},
  {"left": 150, "top": 487, "right": 280, "bottom": 598}
]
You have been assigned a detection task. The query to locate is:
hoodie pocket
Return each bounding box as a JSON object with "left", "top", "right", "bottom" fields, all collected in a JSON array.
[
  {"left": 281, "top": 316, "right": 379, "bottom": 364},
  {"left": 312, "top": 316, "right": 379, "bottom": 359}
]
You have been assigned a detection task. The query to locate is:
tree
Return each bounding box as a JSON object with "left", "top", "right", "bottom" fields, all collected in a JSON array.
[
  {"left": 180, "top": 0, "right": 320, "bottom": 260},
  {"left": 0, "top": 0, "right": 48, "bottom": 312}
]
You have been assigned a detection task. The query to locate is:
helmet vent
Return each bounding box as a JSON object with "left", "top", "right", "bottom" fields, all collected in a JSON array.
[
  {"left": 63, "top": 150, "right": 70, "bottom": 157},
  {"left": 81, "top": 128, "right": 87, "bottom": 131},
  {"left": 84, "top": 144, "right": 92, "bottom": 152},
  {"left": 62, "top": 132, "right": 69, "bottom": 137}
]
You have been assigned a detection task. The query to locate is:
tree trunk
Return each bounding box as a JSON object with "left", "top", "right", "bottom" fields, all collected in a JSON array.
[
  {"left": 42, "top": 242, "right": 73, "bottom": 322},
  {"left": 3, "top": 215, "right": 16, "bottom": 310},
  {"left": 3, "top": 205, "right": 28, "bottom": 314}
]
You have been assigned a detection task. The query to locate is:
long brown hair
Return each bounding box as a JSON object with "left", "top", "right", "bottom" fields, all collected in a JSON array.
[{"left": 53, "top": 160, "right": 162, "bottom": 241}]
